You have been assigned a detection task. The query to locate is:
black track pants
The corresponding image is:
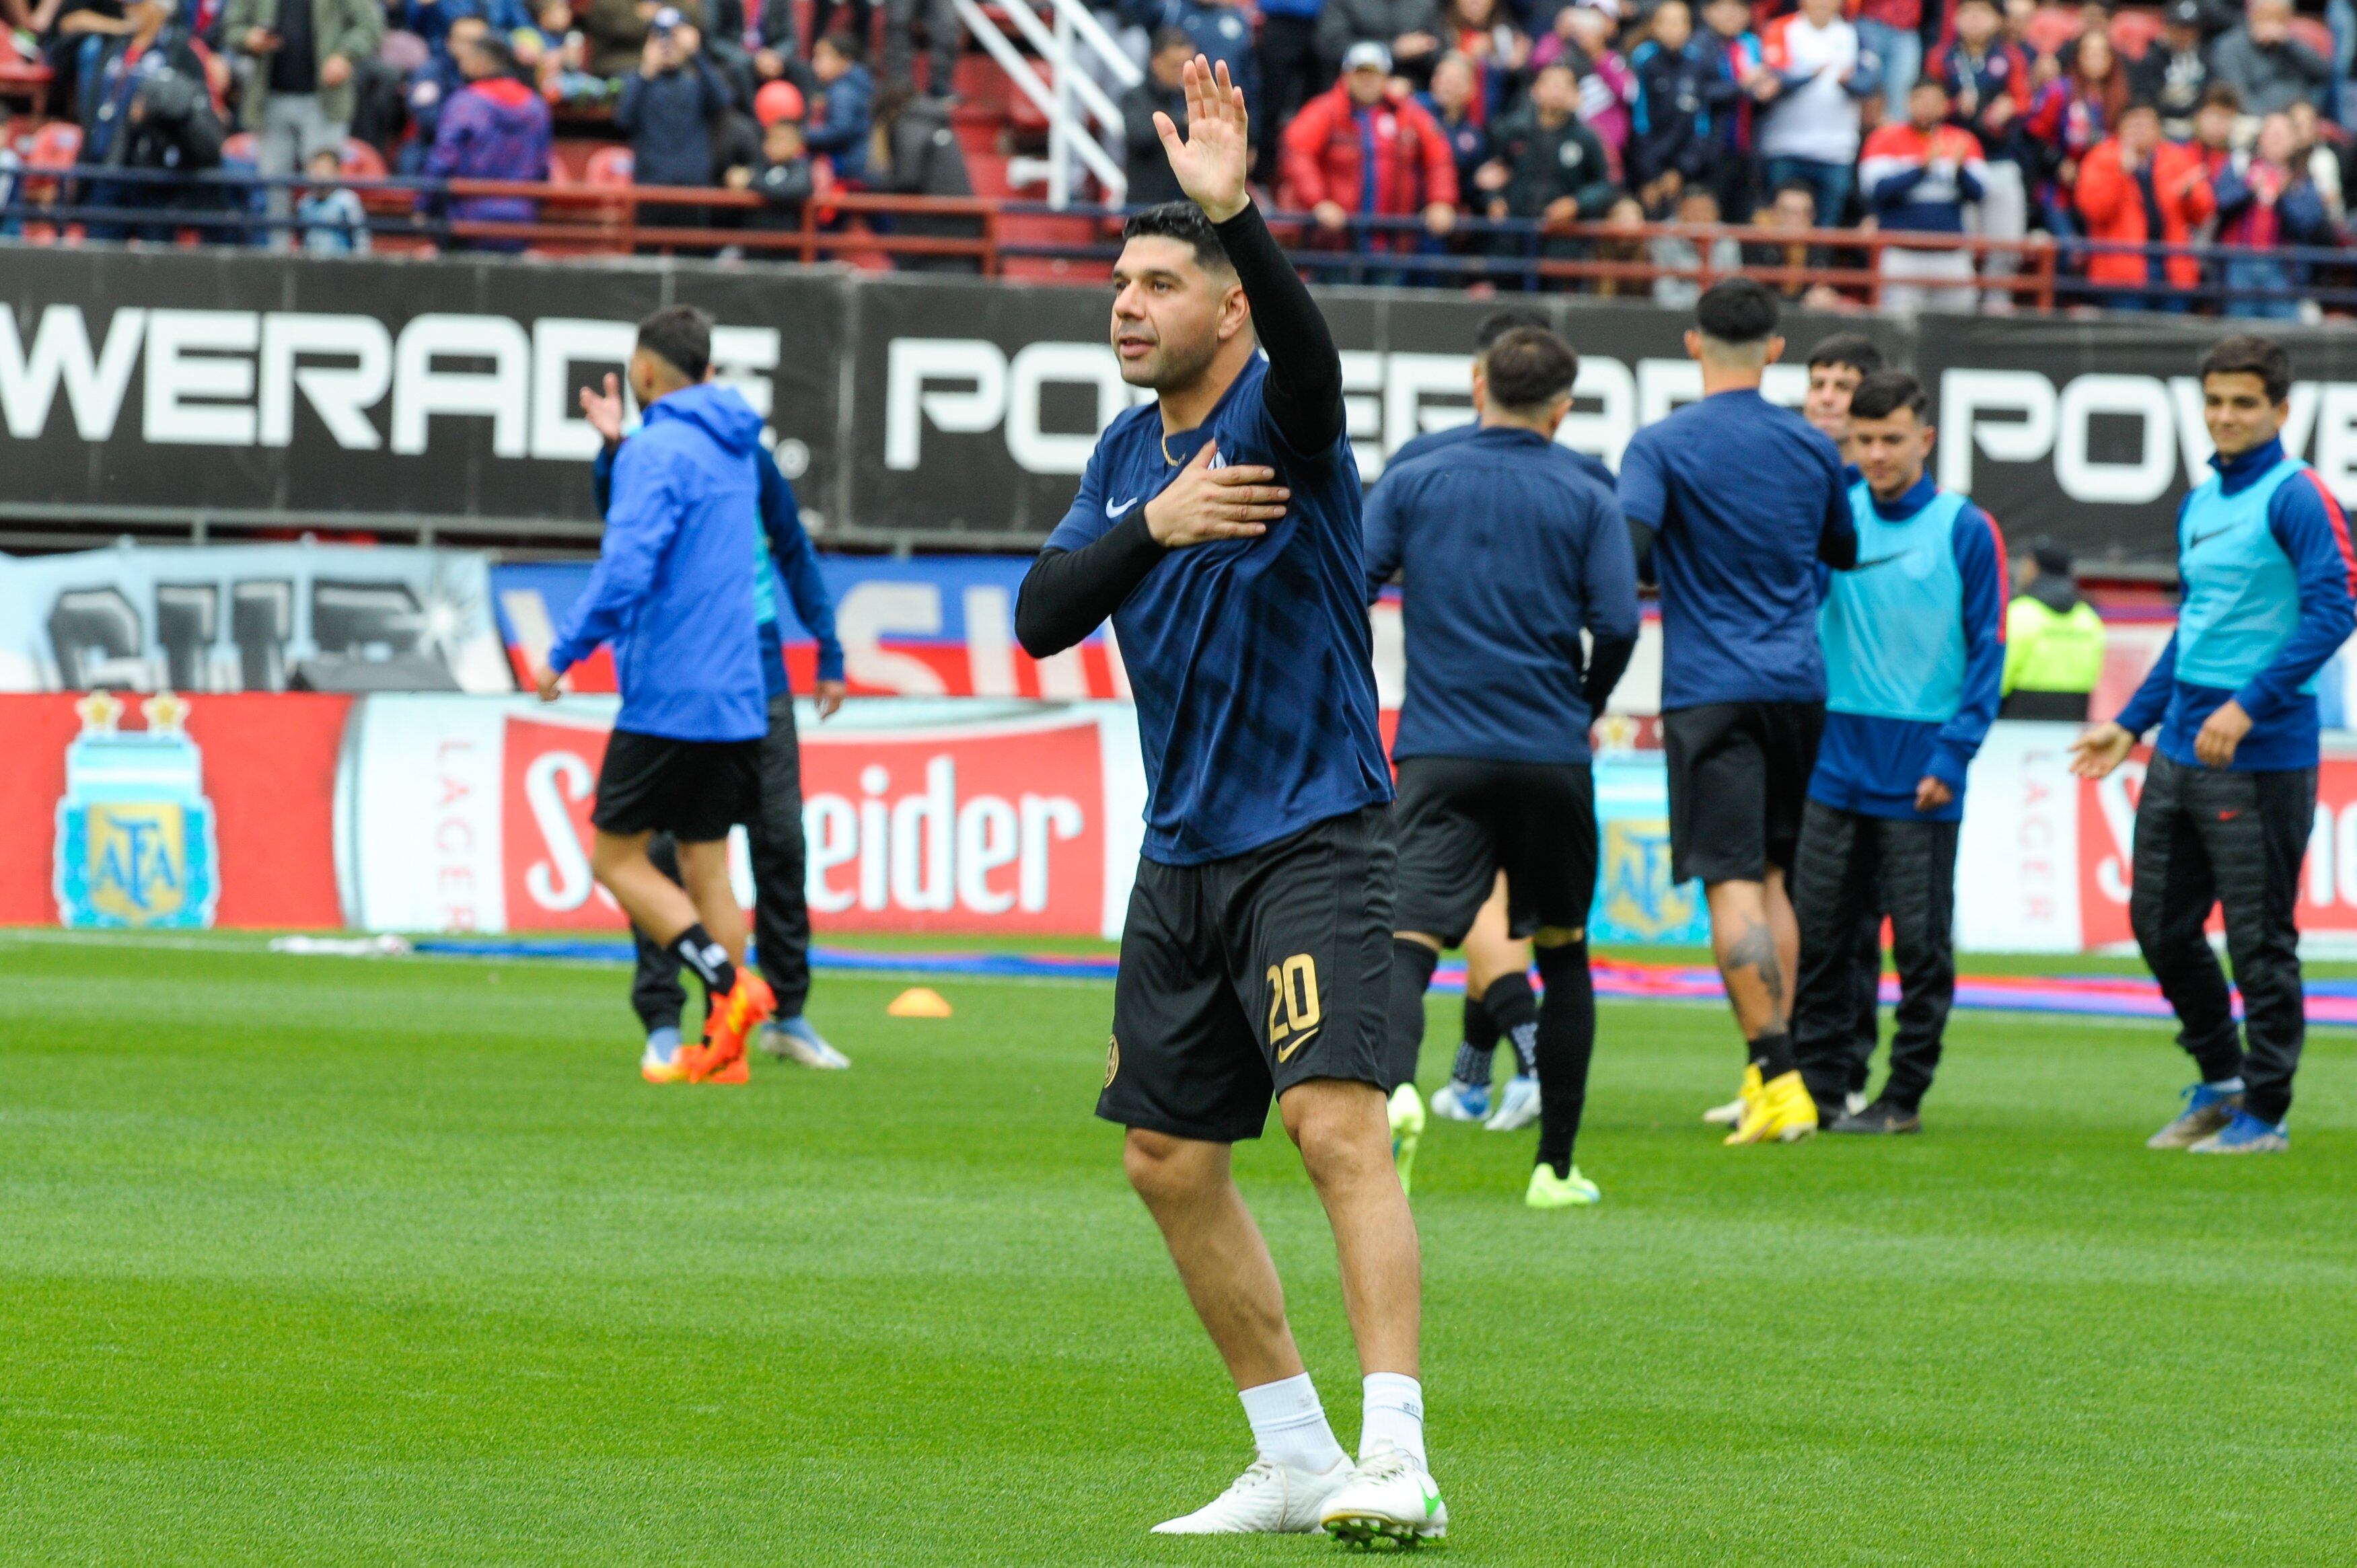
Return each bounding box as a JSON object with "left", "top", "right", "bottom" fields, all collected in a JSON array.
[{"left": 2128, "top": 753, "right": 2315, "bottom": 1125}]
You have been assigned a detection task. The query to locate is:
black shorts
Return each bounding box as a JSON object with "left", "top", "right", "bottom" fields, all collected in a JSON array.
[
  {"left": 1391, "top": 756, "right": 1597, "bottom": 947},
  {"left": 1097, "top": 807, "right": 1395, "bottom": 1143},
  {"left": 591, "top": 728, "right": 761, "bottom": 843},
  {"left": 1663, "top": 701, "right": 1825, "bottom": 886}
]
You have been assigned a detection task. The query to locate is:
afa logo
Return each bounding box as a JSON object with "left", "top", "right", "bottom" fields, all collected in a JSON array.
[
  {"left": 1594, "top": 817, "right": 1704, "bottom": 944},
  {"left": 53, "top": 692, "right": 221, "bottom": 930}
]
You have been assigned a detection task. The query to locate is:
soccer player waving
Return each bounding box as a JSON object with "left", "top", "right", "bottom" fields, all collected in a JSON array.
[
  {"left": 1788, "top": 373, "right": 2006, "bottom": 1134},
  {"left": 1014, "top": 57, "right": 1442, "bottom": 1546},
  {"left": 1364, "top": 325, "right": 1640, "bottom": 1208},
  {"left": 2072, "top": 336, "right": 2357, "bottom": 1154}
]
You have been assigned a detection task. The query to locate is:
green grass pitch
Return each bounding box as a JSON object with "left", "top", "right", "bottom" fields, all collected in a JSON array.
[{"left": 2, "top": 930, "right": 2353, "bottom": 1565}]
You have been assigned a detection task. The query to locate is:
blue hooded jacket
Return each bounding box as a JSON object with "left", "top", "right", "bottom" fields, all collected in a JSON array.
[{"left": 550, "top": 383, "right": 770, "bottom": 742}]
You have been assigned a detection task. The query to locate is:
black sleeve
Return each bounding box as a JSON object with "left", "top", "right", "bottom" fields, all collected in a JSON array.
[
  {"left": 1628, "top": 518, "right": 1657, "bottom": 587},
  {"left": 1212, "top": 202, "right": 1346, "bottom": 455},
  {"left": 1582, "top": 635, "right": 1636, "bottom": 720},
  {"left": 1015, "top": 509, "right": 1168, "bottom": 658}
]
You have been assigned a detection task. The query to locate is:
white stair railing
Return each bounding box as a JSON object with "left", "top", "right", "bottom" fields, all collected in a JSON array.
[{"left": 952, "top": 0, "right": 1140, "bottom": 208}]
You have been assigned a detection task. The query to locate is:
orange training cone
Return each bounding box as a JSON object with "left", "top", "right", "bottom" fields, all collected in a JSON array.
[{"left": 887, "top": 986, "right": 954, "bottom": 1018}]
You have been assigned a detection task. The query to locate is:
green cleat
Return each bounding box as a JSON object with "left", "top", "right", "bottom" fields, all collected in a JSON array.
[
  {"left": 1388, "top": 1082, "right": 1424, "bottom": 1197},
  {"left": 1525, "top": 1163, "right": 1601, "bottom": 1209}
]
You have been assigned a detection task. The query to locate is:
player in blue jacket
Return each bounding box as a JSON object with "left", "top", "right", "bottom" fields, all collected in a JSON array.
[
  {"left": 534, "top": 306, "right": 778, "bottom": 1086},
  {"left": 2072, "top": 336, "right": 2357, "bottom": 1155},
  {"left": 1788, "top": 372, "right": 2005, "bottom": 1133},
  {"left": 581, "top": 369, "right": 850, "bottom": 1080},
  {"left": 1364, "top": 324, "right": 1640, "bottom": 1209}
]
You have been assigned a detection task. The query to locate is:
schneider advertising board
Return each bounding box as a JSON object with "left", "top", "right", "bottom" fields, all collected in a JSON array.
[{"left": 11, "top": 246, "right": 2357, "bottom": 563}]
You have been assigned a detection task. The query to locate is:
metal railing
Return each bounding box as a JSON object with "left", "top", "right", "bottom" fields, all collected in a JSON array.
[
  {"left": 9, "top": 165, "right": 2354, "bottom": 315},
  {"left": 949, "top": 0, "right": 1138, "bottom": 207}
]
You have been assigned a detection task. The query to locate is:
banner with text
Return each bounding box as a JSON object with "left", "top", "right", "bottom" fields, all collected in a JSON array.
[{"left": 20, "top": 248, "right": 2357, "bottom": 564}]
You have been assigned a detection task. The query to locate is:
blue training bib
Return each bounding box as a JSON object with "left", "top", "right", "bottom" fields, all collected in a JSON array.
[
  {"left": 2175, "top": 457, "right": 2310, "bottom": 694},
  {"left": 1820, "top": 482, "right": 1970, "bottom": 724}
]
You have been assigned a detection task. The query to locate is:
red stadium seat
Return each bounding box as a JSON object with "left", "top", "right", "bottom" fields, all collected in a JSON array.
[
  {"left": 340, "top": 137, "right": 388, "bottom": 179},
  {"left": 2025, "top": 5, "right": 2083, "bottom": 58},
  {"left": 27, "top": 120, "right": 81, "bottom": 170},
  {"left": 2109, "top": 7, "right": 2163, "bottom": 61},
  {"left": 585, "top": 145, "right": 634, "bottom": 186}
]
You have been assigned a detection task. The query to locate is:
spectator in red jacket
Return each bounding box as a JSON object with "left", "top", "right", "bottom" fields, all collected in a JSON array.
[
  {"left": 1281, "top": 40, "right": 1461, "bottom": 249},
  {"left": 2074, "top": 98, "right": 2215, "bottom": 309}
]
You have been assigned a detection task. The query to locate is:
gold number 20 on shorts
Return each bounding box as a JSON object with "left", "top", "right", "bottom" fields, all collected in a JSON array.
[{"left": 1264, "top": 954, "right": 1322, "bottom": 1046}]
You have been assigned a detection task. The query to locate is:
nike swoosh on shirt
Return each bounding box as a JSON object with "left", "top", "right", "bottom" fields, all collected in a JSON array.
[
  {"left": 1852, "top": 551, "right": 1912, "bottom": 570},
  {"left": 1106, "top": 496, "right": 1140, "bottom": 517},
  {"left": 1276, "top": 1028, "right": 1319, "bottom": 1063},
  {"left": 2188, "top": 525, "right": 2239, "bottom": 550}
]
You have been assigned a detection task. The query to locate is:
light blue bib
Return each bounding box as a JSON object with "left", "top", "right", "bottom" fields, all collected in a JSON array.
[
  {"left": 1820, "top": 481, "right": 1970, "bottom": 724},
  {"left": 2175, "top": 457, "right": 2308, "bottom": 694}
]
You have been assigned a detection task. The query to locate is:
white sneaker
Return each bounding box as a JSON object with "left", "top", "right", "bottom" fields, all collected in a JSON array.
[
  {"left": 1428, "top": 1078, "right": 1489, "bottom": 1122},
  {"left": 1150, "top": 1455, "right": 1350, "bottom": 1534},
  {"left": 1483, "top": 1074, "right": 1541, "bottom": 1131},
  {"left": 759, "top": 1016, "right": 850, "bottom": 1069},
  {"left": 1319, "top": 1444, "right": 1447, "bottom": 1546}
]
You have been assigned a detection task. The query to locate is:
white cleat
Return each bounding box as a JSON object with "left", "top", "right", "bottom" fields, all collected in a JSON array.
[
  {"left": 759, "top": 1016, "right": 850, "bottom": 1069},
  {"left": 1702, "top": 1087, "right": 1747, "bottom": 1125},
  {"left": 1846, "top": 1090, "right": 1869, "bottom": 1118},
  {"left": 1483, "top": 1074, "right": 1541, "bottom": 1131},
  {"left": 1319, "top": 1444, "right": 1447, "bottom": 1547},
  {"left": 1150, "top": 1456, "right": 1351, "bottom": 1534},
  {"left": 1428, "top": 1079, "right": 1489, "bottom": 1122}
]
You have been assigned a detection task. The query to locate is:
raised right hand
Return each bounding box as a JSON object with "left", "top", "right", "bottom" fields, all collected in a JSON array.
[
  {"left": 1141, "top": 441, "right": 1288, "bottom": 548},
  {"left": 579, "top": 372, "right": 626, "bottom": 446}
]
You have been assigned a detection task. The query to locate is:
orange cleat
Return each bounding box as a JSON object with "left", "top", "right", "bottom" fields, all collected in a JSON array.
[{"left": 680, "top": 969, "right": 776, "bottom": 1084}]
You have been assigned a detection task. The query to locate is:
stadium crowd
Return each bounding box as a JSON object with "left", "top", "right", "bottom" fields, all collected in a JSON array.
[{"left": 6, "top": 0, "right": 2357, "bottom": 309}]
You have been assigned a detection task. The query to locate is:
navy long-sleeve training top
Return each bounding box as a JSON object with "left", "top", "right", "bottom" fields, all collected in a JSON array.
[{"left": 1364, "top": 423, "right": 1642, "bottom": 766}]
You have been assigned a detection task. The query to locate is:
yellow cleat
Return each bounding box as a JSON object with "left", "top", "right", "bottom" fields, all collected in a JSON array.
[{"left": 1725, "top": 1068, "right": 1818, "bottom": 1146}]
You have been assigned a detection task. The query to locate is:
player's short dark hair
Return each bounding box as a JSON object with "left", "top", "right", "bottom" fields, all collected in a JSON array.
[
  {"left": 1474, "top": 307, "right": 1551, "bottom": 352},
  {"left": 2201, "top": 334, "right": 2293, "bottom": 403},
  {"left": 1694, "top": 276, "right": 1779, "bottom": 346},
  {"left": 1483, "top": 326, "right": 1579, "bottom": 412},
  {"left": 1807, "top": 331, "right": 1884, "bottom": 378},
  {"left": 1850, "top": 370, "right": 1928, "bottom": 423},
  {"left": 636, "top": 304, "right": 713, "bottom": 381},
  {"left": 2022, "top": 534, "right": 2073, "bottom": 577},
  {"left": 1121, "top": 201, "right": 1235, "bottom": 276}
]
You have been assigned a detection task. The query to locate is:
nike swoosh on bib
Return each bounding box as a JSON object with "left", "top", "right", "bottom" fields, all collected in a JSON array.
[
  {"left": 1107, "top": 496, "right": 1140, "bottom": 517},
  {"left": 2187, "top": 524, "right": 2239, "bottom": 550}
]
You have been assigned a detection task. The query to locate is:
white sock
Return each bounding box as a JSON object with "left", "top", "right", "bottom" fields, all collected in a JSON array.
[
  {"left": 1361, "top": 1373, "right": 1426, "bottom": 1469},
  {"left": 2206, "top": 1076, "right": 2247, "bottom": 1092},
  {"left": 1237, "top": 1374, "right": 1347, "bottom": 1474}
]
